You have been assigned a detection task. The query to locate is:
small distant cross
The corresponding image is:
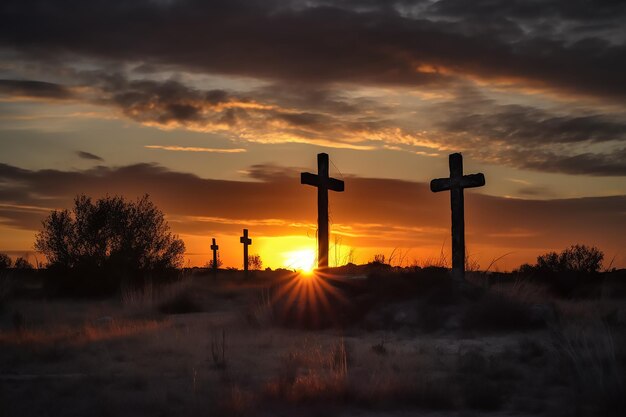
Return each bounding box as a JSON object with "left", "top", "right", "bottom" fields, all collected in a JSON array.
[
  {"left": 301, "top": 153, "right": 345, "bottom": 269},
  {"left": 210, "top": 238, "right": 219, "bottom": 270},
  {"left": 431, "top": 153, "right": 485, "bottom": 281},
  {"left": 240, "top": 229, "right": 252, "bottom": 272}
]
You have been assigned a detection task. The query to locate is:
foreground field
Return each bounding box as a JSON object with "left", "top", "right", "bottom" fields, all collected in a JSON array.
[{"left": 1, "top": 269, "right": 625, "bottom": 416}]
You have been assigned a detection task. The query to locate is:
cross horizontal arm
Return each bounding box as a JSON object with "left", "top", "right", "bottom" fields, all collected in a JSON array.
[
  {"left": 328, "top": 177, "right": 344, "bottom": 192},
  {"left": 301, "top": 172, "right": 319, "bottom": 187},
  {"left": 430, "top": 178, "right": 451, "bottom": 192},
  {"left": 459, "top": 173, "right": 485, "bottom": 189}
]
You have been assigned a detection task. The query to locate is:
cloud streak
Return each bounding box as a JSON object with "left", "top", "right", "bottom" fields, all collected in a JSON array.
[
  {"left": 145, "top": 145, "right": 246, "bottom": 153},
  {"left": 76, "top": 150, "right": 104, "bottom": 161}
]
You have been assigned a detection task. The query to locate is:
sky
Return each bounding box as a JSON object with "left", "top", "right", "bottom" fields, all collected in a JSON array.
[{"left": 0, "top": 0, "right": 625, "bottom": 270}]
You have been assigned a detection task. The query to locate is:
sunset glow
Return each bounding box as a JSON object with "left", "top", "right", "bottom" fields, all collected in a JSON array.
[
  {"left": 0, "top": 0, "right": 625, "bottom": 270},
  {"left": 283, "top": 249, "right": 316, "bottom": 273}
]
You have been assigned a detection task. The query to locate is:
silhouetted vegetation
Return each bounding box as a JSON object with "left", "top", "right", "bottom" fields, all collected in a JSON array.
[
  {"left": 248, "top": 254, "right": 263, "bottom": 270},
  {"left": 523, "top": 244, "right": 604, "bottom": 274},
  {"left": 0, "top": 253, "right": 11, "bottom": 269},
  {"left": 206, "top": 255, "right": 223, "bottom": 269},
  {"left": 516, "top": 244, "right": 608, "bottom": 296},
  {"left": 34, "top": 194, "right": 185, "bottom": 296},
  {"left": 14, "top": 257, "right": 33, "bottom": 269}
]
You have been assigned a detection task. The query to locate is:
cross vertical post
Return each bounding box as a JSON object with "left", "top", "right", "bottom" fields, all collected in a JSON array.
[
  {"left": 240, "top": 229, "right": 252, "bottom": 273},
  {"left": 210, "top": 238, "right": 219, "bottom": 271},
  {"left": 301, "top": 153, "right": 345, "bottom": 269},
  {"left": 430, "top": 153, "right": 485, "bottom": 282}
]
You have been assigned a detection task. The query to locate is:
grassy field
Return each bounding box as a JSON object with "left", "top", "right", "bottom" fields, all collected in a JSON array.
[{"left": 1, "top": 268, "right": 625, "bottom": 416}]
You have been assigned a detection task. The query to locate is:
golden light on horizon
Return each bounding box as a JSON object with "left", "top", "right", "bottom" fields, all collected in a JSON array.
[{"left": 282, "top": 248, "right": 316, "bottom": 273}]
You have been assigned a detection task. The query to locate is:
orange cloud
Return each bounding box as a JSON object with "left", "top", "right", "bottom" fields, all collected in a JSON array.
[{"left": 145, "top": 145, "right": 246, "bottom": 153}]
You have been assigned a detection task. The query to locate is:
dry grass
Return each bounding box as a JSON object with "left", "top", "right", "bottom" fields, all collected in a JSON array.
[
  {"left": 245, "top": 288, "right": 273, "bottom": 327},
  {"left": 3, "top": 269, "right": 626, "bottom": 417},
  {"left": 0, "top": 269, "right": 13, "bottom": 309},
  {"left": 550, "top": 320, "right": 626, "bottom": 416},
  {"left": 121, "top": 277, "right": 196, "bottom": 312},
  {"left": 490, "top": 278, "right": 550, "bottom": 304},
  {"left": 0, "top": 318, "right": 167, "bottom": 346},
  {"left": 262, "top": 337, "right": 349, "bottom": 404}
]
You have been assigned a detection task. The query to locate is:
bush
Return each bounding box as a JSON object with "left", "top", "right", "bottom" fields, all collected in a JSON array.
[
  {"left": 516, "top": 245, "right": 605, "bottom": 296},
  {"left": 0, "top": 253, "right": 11, "bottom": 269},
  {"left": 34, "top": 194, "right": 185, "bottom": 295},
  {"left": 536, "top": 244, "right": 604, "bottom": 274},
  {"left": 14, "top": 257, "right": 33, "bottom": 269}
]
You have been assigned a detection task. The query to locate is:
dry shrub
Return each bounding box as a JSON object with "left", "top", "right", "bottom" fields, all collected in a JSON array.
[
  {"left": 121, "top": 280, "right": 155, "bottom": 309},
  {"left": 263, "top": 337, "right": 457, "bottom": 410},
  {"left": 264, "top": 338, "right": 349, "bottom": 404},
  {"left": 122, "top": 276, "right": 201, "bottom": 314}
]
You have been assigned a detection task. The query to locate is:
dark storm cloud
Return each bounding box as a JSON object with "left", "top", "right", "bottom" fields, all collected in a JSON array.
[
  {"left": 430, "top": 0, "right": 626, "bottom": 21},
  {"left": 440, "top": 104, "right": 626, "bottom": 145},
  {"left": 76, "top": 151, "right": 104, "bottom": 161},
  {"left": 0, "top": 162, "right": 624, "bottom": 254},
  {"left": 431, "top": 90, "right": 626, "bottom": 176},
  {"left": 509, "top": 148, "right": 626, "bottom": 177},
  {"left": 1, "top": 0, "right": 625, "bottom": 99},
  {"left": 0, "top": 79, "right": 73, "bottom": 99}
]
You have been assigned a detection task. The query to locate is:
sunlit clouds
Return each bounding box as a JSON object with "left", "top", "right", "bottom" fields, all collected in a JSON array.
[
  {"left": 0, "top": 0, "right": 625, "bottom": 269},
  {"left": 145, "top": 145, "right": 246, "bottom": 153}
]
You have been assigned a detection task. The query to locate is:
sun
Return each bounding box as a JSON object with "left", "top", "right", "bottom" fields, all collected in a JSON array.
[{"left": 283, "top": 249, "right": 316, "bottom": 274}]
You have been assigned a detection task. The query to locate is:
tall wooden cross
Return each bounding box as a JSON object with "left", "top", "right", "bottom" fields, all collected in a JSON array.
[
  {"left": 210, "top": 238, "right": 219, "bottom": 270},
  {"left": 301, "top": 153, "right": 345, "bottom": 269},
  {"left": 240, "top": 229, "right": 252, "bottom": 272},
  {"left": 430, "top": 153, "right": 485, "bottom": 281}
]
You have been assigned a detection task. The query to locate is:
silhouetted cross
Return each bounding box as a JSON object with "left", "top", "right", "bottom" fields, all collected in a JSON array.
[
  {"left": 210, "top": 238, "right": 219, "bottom": 270},
  {"left": 301, "top": 153, "right": 345, "bottom": 269},
  {"left": 240, "top": 229, "right": 252, "bottom": 272},
  {"left": 431, "top": 153, "right": 485, "bottom": 281}
]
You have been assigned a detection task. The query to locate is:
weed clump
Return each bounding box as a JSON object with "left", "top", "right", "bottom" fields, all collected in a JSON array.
[{"left": 157, "top": 290, "right": 202, "bottom": 314}]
